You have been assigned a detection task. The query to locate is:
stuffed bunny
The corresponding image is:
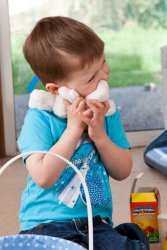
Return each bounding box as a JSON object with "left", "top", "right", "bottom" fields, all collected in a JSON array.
[{"left": 29, "top": 80, "right": 116, "bottom": 118}]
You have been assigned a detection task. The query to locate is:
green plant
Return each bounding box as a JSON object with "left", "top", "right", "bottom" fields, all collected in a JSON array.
[{"left": 12, "top": 27, "right": 166, "bottom": 94}]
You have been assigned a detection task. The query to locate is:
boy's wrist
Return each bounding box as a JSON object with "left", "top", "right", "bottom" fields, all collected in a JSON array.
[
  {"left": 66, "top": 126, "right": 84, "bottom": 138},
  {"left": 93, "top": 131, "right": 108, "bottom": 148}
]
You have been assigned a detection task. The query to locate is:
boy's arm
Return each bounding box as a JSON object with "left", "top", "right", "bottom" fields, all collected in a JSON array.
[
  {"left": 79, "top": 99, "right": 132, "bottom": 180},
  {"left": 26, "top": 97, "right": 86, "bottom": 188},
  {"left": 93, "top": 133, "right": 132, "bottom": 180},
  {"left": 26, "top": 127, "right": 83, "bottom": 188}
]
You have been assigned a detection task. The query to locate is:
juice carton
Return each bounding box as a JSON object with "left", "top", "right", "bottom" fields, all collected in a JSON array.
[{"left": 130, "top": 173, "right": 160, "bottom": 243}]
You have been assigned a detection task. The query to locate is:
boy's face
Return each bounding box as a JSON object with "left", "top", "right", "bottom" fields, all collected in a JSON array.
[{"left": 63, "top": 55, "right": 110, "bottom": 97}]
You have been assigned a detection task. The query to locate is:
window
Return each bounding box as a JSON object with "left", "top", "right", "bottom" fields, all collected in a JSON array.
[{"left": 0, "top": 0, "right": 166, "bottom": 154}]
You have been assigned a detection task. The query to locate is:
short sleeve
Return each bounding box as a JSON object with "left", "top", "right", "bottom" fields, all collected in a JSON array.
[
  {"left": 105, "top": 108, "right": 131, "bottom": 149},
  {"left": 17, "top": 109, "right": 54, "bottom": 160}
]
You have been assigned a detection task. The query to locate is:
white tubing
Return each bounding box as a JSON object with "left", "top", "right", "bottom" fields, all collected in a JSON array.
[{"left": 0, "top": 151, "right": 93, "bottom": 250}]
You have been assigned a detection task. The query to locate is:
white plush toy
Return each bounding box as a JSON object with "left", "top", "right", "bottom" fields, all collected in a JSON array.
[{"left": 29, "top": 80, "right": 116, "bottom": 118}]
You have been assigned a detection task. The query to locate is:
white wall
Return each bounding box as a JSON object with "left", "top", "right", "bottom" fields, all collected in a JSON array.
[{"left": 0, "top": 0, "right": 17, "bottom": 155}]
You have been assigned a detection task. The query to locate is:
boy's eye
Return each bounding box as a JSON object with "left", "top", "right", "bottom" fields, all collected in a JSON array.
[{"left": 88, "top": 75, "right": 95, "bottom": 82}]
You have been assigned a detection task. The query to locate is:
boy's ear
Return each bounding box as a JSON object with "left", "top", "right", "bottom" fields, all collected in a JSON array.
[{"left": 45, "top": 83, "right": 59, "bottom": 95}]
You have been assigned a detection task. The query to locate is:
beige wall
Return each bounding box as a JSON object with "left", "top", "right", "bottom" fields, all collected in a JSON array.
[
  {"left": 0, "top": 71, "right": 5, "bottom": 158},
  {"left": 0, "top": 0, "right": 17, "bottom": 156}
]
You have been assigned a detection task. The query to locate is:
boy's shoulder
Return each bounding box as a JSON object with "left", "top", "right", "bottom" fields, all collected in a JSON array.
[
  {"left": 25, "top": 108, "right": 62, "bottom": 121},
  {"left": 26, "top": 108, "right": 52, "bottom": 116},
  {"left": 24, "top": 108, "right": 67, "bottom": 129}
]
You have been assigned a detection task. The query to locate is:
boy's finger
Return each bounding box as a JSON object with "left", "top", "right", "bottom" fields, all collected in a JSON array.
[
  {"left": 63, "top": 99, "right": 71, "bottom": 107},
  {"left": 77, "top": 99, "right": 86, "bottom": 111},
  {"left": 103, "top": 101, "right": 110, "bottom": 112},
  {"left": 81, "top": 108, "right": 93, "bottom": 118},
  {"left": 87, "top": 103, "right": 99, "bottom": 114},
  {"left": 103, "top": 100, "right": 110, "bottom": 107},
  {"left": 86, "top": 99, "right": 104, "bottom": 109},
  {"left": 72, "top": 96, "right": 84, "bottom": 109},
  {"left": 79, "top": 114, "right": 91, "bottom": 126}
]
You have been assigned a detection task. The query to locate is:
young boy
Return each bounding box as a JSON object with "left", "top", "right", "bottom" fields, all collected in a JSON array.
[{"left": 18, "top": 16, "right": 149, "bottom": 249}]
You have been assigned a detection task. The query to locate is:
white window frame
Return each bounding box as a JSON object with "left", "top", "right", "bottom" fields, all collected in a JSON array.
[
  {"left": 161, "top": 46, "right": 167, "bottom": 129},
  {"left": 0, "top": 0, "right": 17, "bottom": 156},
  {"left": 0, "top": 0, "right": 166, "bottom": 155}
]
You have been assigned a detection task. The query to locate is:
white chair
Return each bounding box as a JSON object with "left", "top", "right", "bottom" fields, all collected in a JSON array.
[{"left": 0, "top": 151, "right": 94, "bottom": 250}]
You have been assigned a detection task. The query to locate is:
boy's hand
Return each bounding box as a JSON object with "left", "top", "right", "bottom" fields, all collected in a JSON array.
[
  {"left": 79, "top": 100, "right": 109, "bottom": 141},
  {"left": 64, "top": 96, "right": 87, "bottom": 134}
]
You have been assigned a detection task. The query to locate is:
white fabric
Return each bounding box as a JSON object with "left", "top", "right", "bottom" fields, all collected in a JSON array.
[
  {"left": 29, "top": 80, "right": 116, "bottom": 118},
  {"left": 58, "top": 162, "right": 89, "bottom": 208}
]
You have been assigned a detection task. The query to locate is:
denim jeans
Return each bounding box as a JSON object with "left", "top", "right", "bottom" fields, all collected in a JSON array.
[{"left": 20, "top": 216, "right": 150, "bottom": 250}]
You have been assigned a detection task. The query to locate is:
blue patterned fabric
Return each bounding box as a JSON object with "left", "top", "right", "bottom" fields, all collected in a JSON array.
[
  {"left": 0, "top": 235, "right": 85, "bottom": 249},
  {"left": 18, "top": 108, "right": 131, "bottom": 231}
]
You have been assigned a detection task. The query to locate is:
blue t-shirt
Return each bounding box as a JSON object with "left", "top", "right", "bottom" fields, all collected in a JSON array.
[{"left": 18, "top": 108, "right": 131, "bottom": 231}]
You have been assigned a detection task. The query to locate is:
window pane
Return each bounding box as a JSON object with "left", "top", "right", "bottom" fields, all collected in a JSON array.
[{"left": 8, "top": 0, "right": 165, "bottom": 137}]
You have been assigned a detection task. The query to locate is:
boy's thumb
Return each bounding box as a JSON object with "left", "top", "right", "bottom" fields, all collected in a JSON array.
[{"left": 63, "top": 99, "right": 71, "bottom": 108}]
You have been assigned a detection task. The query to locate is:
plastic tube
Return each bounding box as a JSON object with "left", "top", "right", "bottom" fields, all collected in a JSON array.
[{"left": 0, "top": 151, "right": 93, "bottom": 250}]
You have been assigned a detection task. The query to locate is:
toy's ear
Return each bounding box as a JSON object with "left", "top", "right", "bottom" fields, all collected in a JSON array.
[
  {"left": 86, "top": 80, "right": 109, "bottom": 102},
  {"left": 45, "top": 83, "right": 59, "bottom": 95},
  {"left": 58, "top": 86, "right": 79, "bottom": 103}
]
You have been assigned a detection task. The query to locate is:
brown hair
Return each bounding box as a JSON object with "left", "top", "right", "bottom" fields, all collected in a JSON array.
[{"left": 23, "top": 16, "right": 104, "bottom": 85}]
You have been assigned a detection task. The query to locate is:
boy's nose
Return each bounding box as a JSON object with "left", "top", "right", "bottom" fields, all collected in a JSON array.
[
  {"left": 104, "top": 63, "right": 110, "bottom": 74},
  {"left": 99, "top": 64, "right": 109, "bottom": 78},
  {"left": 97, "top": 71, "right": 109, "bottom": 82}
]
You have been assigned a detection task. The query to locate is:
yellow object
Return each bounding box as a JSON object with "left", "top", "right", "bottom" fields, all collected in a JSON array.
[
  {"left": 162, "top": 239, "right": 167, "bottom": 250},
  {"left": 131, "top": 192, "right": 156, "bottom": 202}
]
